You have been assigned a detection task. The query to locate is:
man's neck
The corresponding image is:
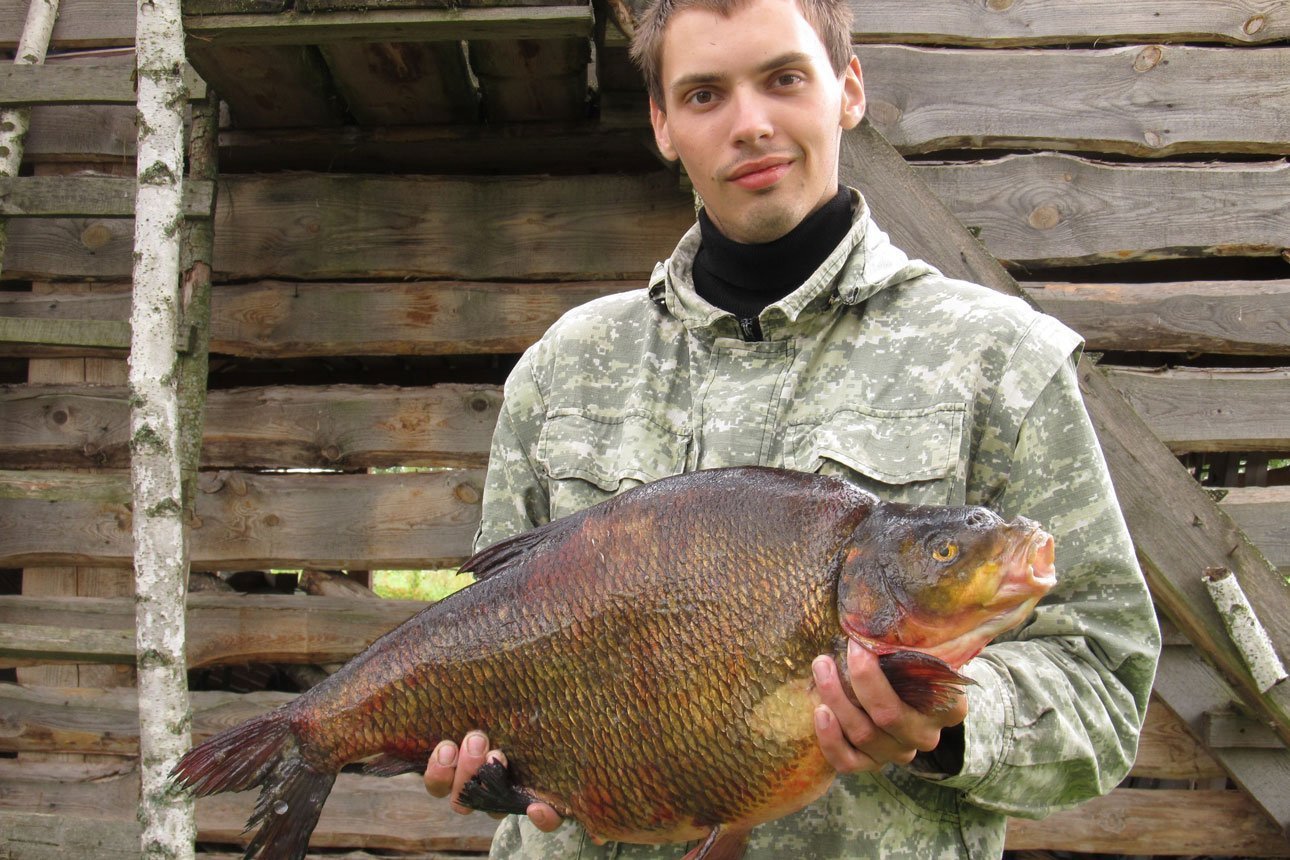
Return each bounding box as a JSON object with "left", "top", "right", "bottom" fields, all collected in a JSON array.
[{"left": 692, "top": 187, "right": 854, "bottom": 340}]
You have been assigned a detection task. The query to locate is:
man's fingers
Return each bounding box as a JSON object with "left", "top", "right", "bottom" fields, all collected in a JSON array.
[
  {"left": 449, "top": 732, "right": 491, "bottom": 814},
  {"left": 814, "top": 704, "right": 877, "bottom": 773},
  {"left": 813, "top": 654, "right": 878, "bottom": 748},
  {"left": 424, "top": 740, "right": 458, "bottom": 798},
  {"left": 527, "top": 802, "right": 564, "bottom": 832}
]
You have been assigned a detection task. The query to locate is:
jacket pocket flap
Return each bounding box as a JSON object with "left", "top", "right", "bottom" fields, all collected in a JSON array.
[
  {"left": 792, "top": 405, "right": 964, "bottom": 485},
  {"left": 538, "top": 411, "right": 689, "bottom": 491}
]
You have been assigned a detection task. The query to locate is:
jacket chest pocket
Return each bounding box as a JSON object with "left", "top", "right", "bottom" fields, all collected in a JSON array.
[
  {"left": 786, "top": 404, "right": 967, "bottom": 506},
  {"left": 537, "top": 411, "right": 690, "bottom": 519}
]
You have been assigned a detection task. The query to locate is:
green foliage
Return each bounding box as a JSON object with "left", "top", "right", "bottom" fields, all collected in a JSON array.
[{"left": 372, "top": 568, "right": 475, "bottom": 602}]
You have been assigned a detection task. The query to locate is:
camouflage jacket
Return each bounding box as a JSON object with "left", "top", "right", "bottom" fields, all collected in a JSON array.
[{"left": 474, "top": 190, "right": 1160, "bottom": 859}]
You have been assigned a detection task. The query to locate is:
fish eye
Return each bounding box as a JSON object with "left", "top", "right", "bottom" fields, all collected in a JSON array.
[{"left": 931, "top": 542, "right": 959, "bottom": 562}]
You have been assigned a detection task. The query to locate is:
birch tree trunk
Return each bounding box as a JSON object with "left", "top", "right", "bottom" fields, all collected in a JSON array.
[
  {"left": 0, "top": 0, "right": 61, "bottom": 279},
  {"left": 131, "top": 0, "right": 196, "bottom": 855}
]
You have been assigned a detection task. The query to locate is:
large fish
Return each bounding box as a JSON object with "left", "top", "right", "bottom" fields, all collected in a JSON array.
[{"left": 171, "top": 466, "right": 1056, "bottom": 859}]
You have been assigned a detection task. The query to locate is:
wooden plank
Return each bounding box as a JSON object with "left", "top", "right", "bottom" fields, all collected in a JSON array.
[
  {"left": 21, "top": 105, "right": 139, "bottom": 162},
  {"left": 918, "top": 154, "right": 1290, "bottom": 267},
  {"left": 1205, "top": 707, "right": 1286, "bottom": 749},
  {"left": 183, "top": 6, "right": 595, "bottom": 46},
  {"left": 0, "top": 177, "right": 215, "bottom": 218},
  {"left": 318, "top": 40, "right": 479, "bottom": 125},
  {"left": 0, "top": 594, "right": 427, "bottom": 668},
  {"left": 607, "top": 0, "right": 1290, "bottom": 46},
  {"left": 0, "top": 771, "right": 499, "bottom": 854},
  {"left": 1102, "top": 367, "right": 1290, "bottom": 453},
  {"left": 857, "top": 44, "right": 1290, "bottom": 157},
  {"left": 0, "top": 280, "right": 628, "bottom": 358},
  {"left": 841, "top": 0, "right": 1290, "bottom": 46},
  {"left": 187, "top": 44, "right": 347, "bottom": 129},
  {"left": 1022, "top": 279, "right": 1290, "bottom": 355},
  {"left": 0, "top": 811, "right": 141, "bottom": 860},
  {"left": 1222, "top": 487, "right": 1290, "bottom": 576},
  {"left": 214, "top": 122, "right": 658, "bottom": 173},
  {"left": 0, "top": 62, "right": 206, "bottom": 106},
  {"left": 0, "top": 0, "right": 136, "bottom": 49},
  {"left": 0, "top": 469, "right": 483, "bottom": 569},
  {"left": 1003, "top": 787, "right": 1290, "bottom": 855},
  {"left": 1153, "top": 643, "right": 1290, "bottom": 836},
  {"left": 470, "top": 37, "right": 589, "bottom": 122},
  {"left": 1134, "top": 696, "right": 1226, "bottom": 781},
  {"left": 2, "top": 173, "right": 692, "bottom": 281},
  {"left": 0, "top": 382, "right": 501, "bottom": 470},
  {"left": 0, "top": 317, "right": 131, "bottom": 350}
]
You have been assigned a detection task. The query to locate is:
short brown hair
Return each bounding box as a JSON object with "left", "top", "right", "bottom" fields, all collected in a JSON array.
[{"left": 629, "top": 0, "right": 854, "bottom": 108}]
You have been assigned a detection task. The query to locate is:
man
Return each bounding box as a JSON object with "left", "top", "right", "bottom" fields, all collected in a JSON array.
[{"left": 425, "top": 0, "right": 1161, "bottom": 855}]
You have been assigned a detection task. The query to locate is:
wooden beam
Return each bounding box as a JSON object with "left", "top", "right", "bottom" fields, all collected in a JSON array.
[
  {"left": 182, "top": 6, "right": 595, "bottom": 46},
  {"left": 0, "top": 594, "right": 427, "bottom": 668},
  {"left": 0, "top": 468, "right": 483, "bottom": 569},
  {"left": 0, "top": 176, "right": 214, "bottom": 218},
  {"left": 840, "top": 116, "right": 1290, "bottom": 751},
  {"left": 0, "top": 0, "right": 136, "bottom": 49},
  {"left": 1022, "top": 280, "right": 1290, "bottom": 356},
  {"left": 1103, "top": 367, "right": 1290, "bottom": 453},
  {"left": 0, "top": 62, "right": 206, "bottom": 105},
  {"left": 918, "top": 153, "right": 1290, "bottom": 267},
  {"left": 858, "top": 44, "right": 1290, "bottom": 157},
  {"left": 1223, "top": 487, "right": 1290, "bottom": 577},
  {"left": 0, "top": 316, "right": 131, "bottom": 350}
]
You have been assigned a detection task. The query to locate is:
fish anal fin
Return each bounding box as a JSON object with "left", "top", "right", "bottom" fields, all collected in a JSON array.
[
  {"left": 362, "top": 754, "right": 424, "bottom": 778},
  {"left": 681, "top": 826, "right": 749, "bottom": 860},
  {"left": 457, "top": 758, "right": 536, "bottom": 816},
  {"left": 878, "top": 649, "right": 976, "bottom": 715}
]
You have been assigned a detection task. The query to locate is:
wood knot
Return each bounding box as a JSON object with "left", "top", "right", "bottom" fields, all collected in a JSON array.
[
  {"left": 80, "top": 223, "right": 113, "bottom": 250},
  {"left": 1133, "top": 46, "right": 1163, "bottom": 72},
  {"left": 1143, "top": 130, "right": 1164, "bottom": 149},
  {"left": 1028, "top": 204, "right": 1062, "bottom": 231},
  {"left": 321, "top": 444, "right": 342, "bottom": 462},
  {"left": 453, "top": 481, "right": 482, "bottom": 505},
  {"left": 1243, "top": 15, "right": 1266, "bottom": 35},
  {"left": 467, "top": 394, "right": 493, "bottom": 414},
  {"left": 50, "top": 409, "right": 69, "bottom": 426},
  {"left": 865, "top": 99, "right": 902, "bottom": 128},
  {"left": 985, "top": 0, "right": 1014, "bottom": 10}
]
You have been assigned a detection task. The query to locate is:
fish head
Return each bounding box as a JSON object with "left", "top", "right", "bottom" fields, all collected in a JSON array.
[{"left": 835, "top": 503, "right": 1056, "bottom": 668}]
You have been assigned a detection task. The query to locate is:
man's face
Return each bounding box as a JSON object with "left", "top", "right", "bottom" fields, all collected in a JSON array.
[{"left": 649, "top": 0, "right": 865, "bottom": 245}]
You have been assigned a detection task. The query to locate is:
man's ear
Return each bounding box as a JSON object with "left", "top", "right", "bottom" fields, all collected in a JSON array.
[
  {"left": 649, "top": 97, "right": 679, "bottom": 162},
  {"left": 839, "top": 55, "right": 866, "bottom": 130}
]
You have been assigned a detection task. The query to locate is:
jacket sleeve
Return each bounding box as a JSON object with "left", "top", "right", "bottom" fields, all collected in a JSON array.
[
  {"left": 917, "top": 353, "right": 1161, "bottom": 817},
  {"left": 473, "top": 351, "right": 552, "bottom": 553}
]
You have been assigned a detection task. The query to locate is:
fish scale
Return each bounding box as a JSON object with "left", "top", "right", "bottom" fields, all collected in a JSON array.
[{"left": 170, "top": 466, "right": 1055, "bottom": 860}]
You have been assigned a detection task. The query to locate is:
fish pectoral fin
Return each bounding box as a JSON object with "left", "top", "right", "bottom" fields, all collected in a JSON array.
[
  {"left": 681, "top": 826, "right": 749, "bottom": 860},
  {"left": 458, "top": 514, "right": 579, "bottom": 581},
  {"left": 457, "top": 758, "right": 536, "bottom": 816},
  {"left": 361, "top": 754, "right": 424, "bottom": 778},
  {"left": 877, "top": 649, "right": 976, "bottom": 715}
]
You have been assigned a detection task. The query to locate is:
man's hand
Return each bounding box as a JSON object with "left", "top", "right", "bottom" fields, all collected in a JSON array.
[
  {"left": 423, "top": 731, "right": 563, "bottom": 831},
  {"left": 812, "top": 640, "right": 968, "bottom": 773}
]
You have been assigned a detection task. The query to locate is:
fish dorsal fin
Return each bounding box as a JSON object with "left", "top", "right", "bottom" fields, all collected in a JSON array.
[
  {"left": 682, "top": 826, "right": 749, "bottom": 860},
  {"left": 457, "top": 514, "right": 580, "bottom": 582}
]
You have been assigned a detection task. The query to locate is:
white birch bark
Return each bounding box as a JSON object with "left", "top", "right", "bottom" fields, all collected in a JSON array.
[
  {"left": 0, "top": 0, "right": 61, "bottom": 279},
  {"left": 1204, "top": 567, "right": 1289, "bottom": 693},
  {"left": 131, "top": 0, "right": 196, "bottom": 855}
]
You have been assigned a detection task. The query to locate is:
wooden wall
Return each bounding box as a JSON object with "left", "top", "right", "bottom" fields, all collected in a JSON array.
[{"left": 1, "top": 0, "right": 1288, "bottom": 857}]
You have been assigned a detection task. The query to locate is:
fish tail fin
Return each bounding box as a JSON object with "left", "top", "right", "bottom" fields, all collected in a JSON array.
[
  {"left": 878, "top": 650, "right": 976, "bottom": 715},
  {"left": 170, "top": 707, "right": 337, "bottom": 860}
]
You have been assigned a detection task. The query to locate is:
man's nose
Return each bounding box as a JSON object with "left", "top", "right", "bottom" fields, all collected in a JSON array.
[{"left": 729, "top": 88, "right": 773, "bottom": 145}]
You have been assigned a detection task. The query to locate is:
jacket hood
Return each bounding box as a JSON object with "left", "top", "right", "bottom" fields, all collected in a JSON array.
[{"left": 648, "top": 188, "right": 939, "bottom": 339}]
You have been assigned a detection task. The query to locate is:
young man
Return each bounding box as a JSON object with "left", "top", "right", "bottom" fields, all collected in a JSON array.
[{"left": 425, "top": 0, "right": 1160, "bottom": 855}]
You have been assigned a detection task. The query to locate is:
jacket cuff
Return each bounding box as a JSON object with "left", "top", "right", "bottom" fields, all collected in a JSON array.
[{"left": 909, "top": 657, "right": 1012, "bottom": 790}]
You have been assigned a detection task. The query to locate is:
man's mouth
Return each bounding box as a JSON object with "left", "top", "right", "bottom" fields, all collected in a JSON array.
[{"left": 727, "top": 157, "right": 792, "bottom": 190}]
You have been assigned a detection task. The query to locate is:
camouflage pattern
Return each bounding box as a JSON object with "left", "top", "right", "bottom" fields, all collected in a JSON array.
[{"left": 475, "top": 190, "right": 1160, "bottom": 859}]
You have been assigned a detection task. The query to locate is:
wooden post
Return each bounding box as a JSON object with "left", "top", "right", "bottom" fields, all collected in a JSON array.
[
  {"left": 0, "top": 0, "right": 60, "bottom": 279},
  {"left": 131, "top": 0, "right": 197, "bottom": 855}
]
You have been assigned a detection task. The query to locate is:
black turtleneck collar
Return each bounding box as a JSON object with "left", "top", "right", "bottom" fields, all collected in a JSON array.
[{"left": 692, "top": 186, "right": 854, "bottom": 340}]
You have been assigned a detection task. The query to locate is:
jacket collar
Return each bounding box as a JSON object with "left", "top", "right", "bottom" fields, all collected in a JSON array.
[{"left": 648, "top": 188, "right": 937, "bottom": 340}]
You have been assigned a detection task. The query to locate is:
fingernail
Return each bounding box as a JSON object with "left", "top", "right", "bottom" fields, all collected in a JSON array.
[
  {"left": 814, "top": 705, "right": 831, "bottom": 730},
  {"left": 436, "top": 742, "right": 457, "bottom": 766},
  {"left": 813, "top": 656, "right": 831, "bottom": 683},
  {"left": 848, "top": 639, "right": 866, "bottom": 661},
  {"left": 465, "top": 733, "right": 487, "bottom": 756}
]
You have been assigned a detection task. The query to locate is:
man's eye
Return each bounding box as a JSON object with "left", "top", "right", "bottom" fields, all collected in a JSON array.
[
  {"left": 690, "top": 90, "right": 714, "bottom": 105},
  {"left": 774, "top": 73, "right": 803, "bottom": 87}
]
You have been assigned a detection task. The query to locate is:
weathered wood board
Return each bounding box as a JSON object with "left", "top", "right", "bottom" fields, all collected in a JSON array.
[
  {"left": 857, "top": 44, "right": 1290, "bottom": 157},
  {"left": 0, "top": 469, "right": 484, "bottom": 570},
  {"left": 1023, "top": 280, "right": 1290, "bottom": 355},
  {"left": 187, "top": 43, "right": 347, "bottom": 128},
  {"left": 1102, "top": 367, "right": 1290, "bottom": 453},
  {"left": 318, "top": 40, "right": 479, "bottom": 125},
  {"left": 918, "top": 154, "right": 1290, "bottom": 266}
]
